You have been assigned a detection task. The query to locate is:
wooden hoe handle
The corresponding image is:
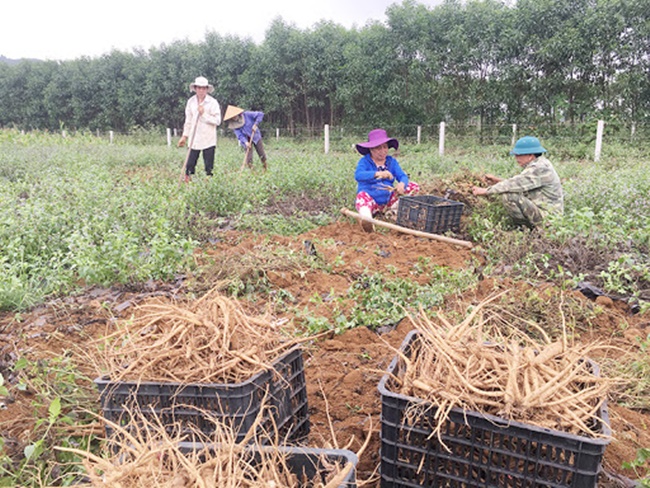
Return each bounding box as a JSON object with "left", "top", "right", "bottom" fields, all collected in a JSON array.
[{"left": 340, "top": 207, "right": 473, "bottom": 248}]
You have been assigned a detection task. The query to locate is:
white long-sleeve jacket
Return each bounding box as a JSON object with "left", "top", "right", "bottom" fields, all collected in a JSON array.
[{"left": 182, "top": 94, "right": 221, "bottom": 150}]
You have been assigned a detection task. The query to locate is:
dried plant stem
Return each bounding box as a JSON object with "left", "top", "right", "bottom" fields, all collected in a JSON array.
[{"left": 395, "top": 292, "right": 612, "bottom": 440}]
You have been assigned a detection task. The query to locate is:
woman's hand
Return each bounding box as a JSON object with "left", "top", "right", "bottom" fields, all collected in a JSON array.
[
  {"left": 395, "top": 182, "right": 406, "bottom": 195},
  {"left": 375, "top": 170, "right": 393, "bottom": 179}
]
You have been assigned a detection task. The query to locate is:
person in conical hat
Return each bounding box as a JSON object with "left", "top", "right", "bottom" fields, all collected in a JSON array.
[
  {"left": 472, "top": 135, "right": 564, "bottom": 228},
  {"left": 223, "top": 105, "right": 268, "bottom": 171},
  {"left": 354, "top": 128, "right": 420, "bottom": 232},
  {"left": 177, "top": 76, "right": 222, "bottom": 181}
]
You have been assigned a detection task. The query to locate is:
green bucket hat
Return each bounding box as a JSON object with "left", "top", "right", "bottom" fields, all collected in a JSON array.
[{"left": 510, "top": 136, "right": 547, "bottom": 155}]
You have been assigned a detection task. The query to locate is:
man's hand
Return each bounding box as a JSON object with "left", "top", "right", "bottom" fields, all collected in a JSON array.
[
  {"left": 472, "top": 186, "right": 488, "bottom": 196},
  {"left": 484, "top": 174, "right": 502, "bottom": 184},
  {"left": 177, "top": 136, "right": 187, "bottom": 148}
]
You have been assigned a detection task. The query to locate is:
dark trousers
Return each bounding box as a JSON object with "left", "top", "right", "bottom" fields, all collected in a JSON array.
[
  {"left": 245, "top": 139, "right": 268, "bottom": 169},
  {"left": 186, "top": 146, "right": 215, "bottom": 175}
]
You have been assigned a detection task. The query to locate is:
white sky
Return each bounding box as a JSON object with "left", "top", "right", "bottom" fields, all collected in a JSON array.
[{"left": 2, "top": 0, "right": 443, "bottom": 61}]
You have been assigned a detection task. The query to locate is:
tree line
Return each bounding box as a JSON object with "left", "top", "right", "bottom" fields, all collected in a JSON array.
[{"left": 0, "top": 0, "right": 648, "bottom": 134}]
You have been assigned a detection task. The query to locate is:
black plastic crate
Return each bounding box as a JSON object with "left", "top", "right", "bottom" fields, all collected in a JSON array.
[
  {"left": 397, "top": 195, "right": 464, "bottom": 234},
  {"left": 178, "top": 443, "right": 358, "bottom": 487},
  {"left": 94, "top": 346, "right": 309, "bottom": 444},
  {"left": 378, "top": 330, "right": 611, "bottom": 488}
]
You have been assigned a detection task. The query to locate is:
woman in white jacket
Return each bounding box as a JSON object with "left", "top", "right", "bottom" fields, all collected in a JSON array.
[{"left": 178, "top": 77, "right": 222, "bottom": 181}]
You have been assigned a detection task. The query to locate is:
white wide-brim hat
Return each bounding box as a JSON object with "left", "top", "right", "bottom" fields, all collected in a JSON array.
[{"left": 189, "top": 76, "right": 214, "bottom": 94}]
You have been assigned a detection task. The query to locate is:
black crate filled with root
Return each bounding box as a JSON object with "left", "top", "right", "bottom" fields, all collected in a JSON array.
[
  {"left": 58, "top": 405, "right": 357, "bottom": 487},
  {"left": 377, "top": 294, "right": 612, "bottom": 488},
  {"left": 93, "top": 289, "right": 309, "bottom": 444},
  {"left": 396, "top": 195, "right": 464, "bottom": 234}
]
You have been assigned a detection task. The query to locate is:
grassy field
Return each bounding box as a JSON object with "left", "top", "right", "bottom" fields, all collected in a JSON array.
[{"left": 1, "top": 128, "right": 648, "bottom": 311}]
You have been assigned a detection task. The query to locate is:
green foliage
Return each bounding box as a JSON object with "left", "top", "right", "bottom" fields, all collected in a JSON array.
[
  {"left": 0, "top": 138, "right": 197, "bottom": 309},
  {"left": 1, "top": 0, "right": 649, "bottom": 131},
  {"left": 0, "top": 355, "right": 97, "bottom": 486},
  {"left": 301, "top": 267, "right": 476, "bottom": 334},
  {"left": 609, "top": 331, "right": 650, "bottom": 410},
  {"left": 2, "top": 130, "right": 649, "bottom": 312},
  {"left": 599, "top": 255, "right": 650, "bottom": 296},
  {"left": 0, "top": 374, "right": 8, "bottom": 397},
  {"left": 622, "top": 448, "right": 650, "bottom": 486}
]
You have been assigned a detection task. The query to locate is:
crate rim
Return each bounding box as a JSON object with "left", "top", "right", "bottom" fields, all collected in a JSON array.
[
  {"left": 378, "top": 329, "right": 612, "bottom": 444},
  {"left": 398, "top": 194, "right": 465, "bottom": 208},
  {"left": 177, "top": 442, "right": 358, "bottom": 463},
  {"left": 177, "top": 442, "right": 358, "bottom": 487}
]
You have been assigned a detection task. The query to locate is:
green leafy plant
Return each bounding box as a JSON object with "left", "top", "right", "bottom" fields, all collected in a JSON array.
[
  {"left": 345, "top": 268, "right": 475, "bottom": 331},
  {"left": 622, "top": 448, "right": 650, "bottom": 486},
  {"left": 0, "top": 373, "right": 8, "bottom": 397},
  {"left": 0, "top": 356, "right": 98, "bottom": 486}
]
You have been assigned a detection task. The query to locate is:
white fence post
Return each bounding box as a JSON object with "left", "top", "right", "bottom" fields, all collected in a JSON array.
[
  {"left": 166, "top": 128, "right": 172, "bottom": 147},
  {"left": 512, "top": 124, "right": 517, "bottom": 146},
  {"left": 417, "top": 126, "right": 421, "bottom": 145},
  {"left": 631, "top": 123, "right": 636, "bottom": 140},
  {"left": 109, "top": 131, "right": 114, "bottom": 144},
  {"left": 276, "top": 128, "right": 280, "bottom": 140},
  {"left": 594, "top": 120, "right": 604, "bottom": 162},
  {"left": 439, "top": 122, "right": 446, "bottom": 156},
  {"left": 324, "top": 124, "right": 330, "bottom": 154}
]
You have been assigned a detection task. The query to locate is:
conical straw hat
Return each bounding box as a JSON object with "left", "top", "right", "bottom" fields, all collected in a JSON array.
[{"left": 224, "top": 105, "right": 245, "bottom": 121}]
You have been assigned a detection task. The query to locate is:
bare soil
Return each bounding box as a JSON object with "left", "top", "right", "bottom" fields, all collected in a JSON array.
[{"left": 1, "top": 220, "right": 648, "bottom": 486}]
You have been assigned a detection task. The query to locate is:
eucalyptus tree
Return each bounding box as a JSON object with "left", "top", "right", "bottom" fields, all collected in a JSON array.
[
  {"left": 42, "top": 58, "right": 95, "bottom": 131},
  {"left": 385, "top": 0, "right": 442, "bottom": 126},
  {"left": 513, "top": 0, "right": 604, "bottom": 123},
  {"left": 0, "top": 60, "right": 58, "bottom": 130},
  {"left": 435, "top": 0, "right": 515, "bottom": 126},
  {"left": 88, "top": 50, "right": 143, "bottom": 131},
  {"left": 145, "top": 40, "right": 203, "bottom": 130},
  {"left": 41, "top": 64, "right": 67, "bottom": 130},
  {"left": 301, "top": 21, "right": 351, "bottom": 128},
  {"left": 198, "top": 32, "right": 255, "bottom": 111},
  {"left": 605, "top": 0, "right": 650, "bottom": 122},
  {"left": 418, "top": 0, "right": 463, "bottom": 122},
  {"left": 242, "top": 18, "right": 305, "bottom": 131},
  {"left": 338, "top": 22, "right": 401, "bottom": 128}
]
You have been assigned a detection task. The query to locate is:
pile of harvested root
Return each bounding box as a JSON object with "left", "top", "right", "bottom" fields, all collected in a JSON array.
[
  {"left": 97, "top": 288, "right": 298, "bottom": 384},
  {"left": 58, "top": 408, "right": 353, "bottom": 488},
  {"left": 393, "top": 292, "right": 612, "bottom": 439}
]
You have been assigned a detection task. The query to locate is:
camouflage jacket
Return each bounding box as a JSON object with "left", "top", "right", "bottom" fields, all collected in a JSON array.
[{"left": 486, "top": 156, "right": 564, "bottom": 215}]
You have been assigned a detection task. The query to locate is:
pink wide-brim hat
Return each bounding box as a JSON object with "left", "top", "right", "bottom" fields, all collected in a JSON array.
[{"left": 355, "top": 129, "right": 399, "bottom": 155}]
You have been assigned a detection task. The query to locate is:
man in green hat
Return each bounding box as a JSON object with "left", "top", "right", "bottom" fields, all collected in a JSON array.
[{"left": 472, "top": 136, "right": 563, "bottom": 228}]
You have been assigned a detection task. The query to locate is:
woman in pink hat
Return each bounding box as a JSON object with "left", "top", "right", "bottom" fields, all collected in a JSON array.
[{"left": 354, "top": 129, "right": 420, "bottom": 232}]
